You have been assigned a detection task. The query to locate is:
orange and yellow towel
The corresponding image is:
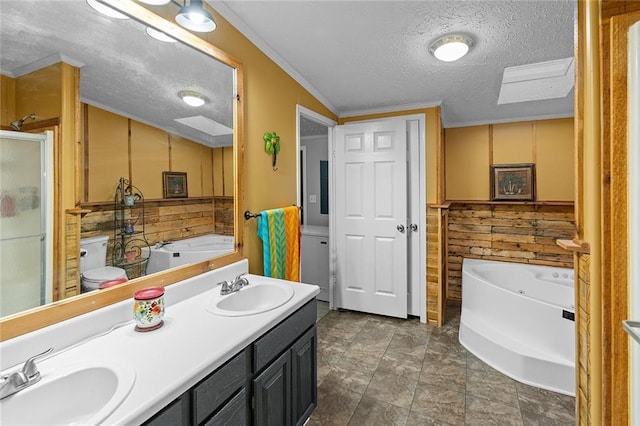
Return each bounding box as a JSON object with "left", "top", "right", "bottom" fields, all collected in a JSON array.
[{"left": 257, "top": 206, "right": 300, "bottom": 281}]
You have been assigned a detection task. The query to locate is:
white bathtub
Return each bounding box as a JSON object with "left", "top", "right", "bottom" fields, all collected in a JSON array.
[
  {"left": 459, "top": 258, "right": 576, "bottom": 396},
  {"left": 144, "top": 235, "right": 234, "bottom": 274}
]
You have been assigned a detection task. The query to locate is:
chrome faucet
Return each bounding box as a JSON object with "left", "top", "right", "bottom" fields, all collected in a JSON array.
[
  {"left": 219, "top": 273, "right": 249, "bottom": 295},
  {"left": 0, "top": 347, "right": 53, "bottom": 399}
]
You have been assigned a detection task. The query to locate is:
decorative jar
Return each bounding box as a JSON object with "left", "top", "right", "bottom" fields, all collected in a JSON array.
[{"left": 133, "top": 286, "right": 165, "bottom": 331}]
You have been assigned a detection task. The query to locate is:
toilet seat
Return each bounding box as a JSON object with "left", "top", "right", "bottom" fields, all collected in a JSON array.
[{"left": 82, "top": 266, "right": 127, "bottom": 290}]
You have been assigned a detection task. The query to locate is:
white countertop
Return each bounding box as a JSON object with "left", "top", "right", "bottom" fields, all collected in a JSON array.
[
  {"left": 301, "top": 225, "right": 329, "bottom": 237},
  {"left": 0, "top": 260, "right": 320, "bottom": 425}
]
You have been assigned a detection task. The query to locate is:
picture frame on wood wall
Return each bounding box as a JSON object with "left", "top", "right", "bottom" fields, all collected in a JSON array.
[
  {"left": 490, "top": 163, "right": 536, "bottom": 201},
  {"left": 162, "top": 171, "right": 188, "bottom": 198}
]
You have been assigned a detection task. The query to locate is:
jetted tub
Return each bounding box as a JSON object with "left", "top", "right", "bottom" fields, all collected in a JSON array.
[
  {"left": 144, "top": 234, "right": 234, "bottom": 274},
  {"left": 459, "top": 258, "right": 575, "bottom": 396}
]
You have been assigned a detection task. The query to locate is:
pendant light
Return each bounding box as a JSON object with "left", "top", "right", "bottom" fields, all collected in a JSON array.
[{"left": 175, "top": 0, "right": 216, "bottom": 33}]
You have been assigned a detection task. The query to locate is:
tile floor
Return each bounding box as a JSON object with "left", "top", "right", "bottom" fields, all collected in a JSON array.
[{"left": 309, "top": 303, "right": 575, "bottom": 426}]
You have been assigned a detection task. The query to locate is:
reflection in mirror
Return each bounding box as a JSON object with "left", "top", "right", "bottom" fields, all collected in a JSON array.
[{"left": 0, "top": 0, "right": 241, "bottom": 322}]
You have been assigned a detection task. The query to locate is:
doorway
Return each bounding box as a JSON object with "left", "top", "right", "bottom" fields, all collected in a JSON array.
[{"left": 296, "top": 107, "right": 426, "bottom": 323}]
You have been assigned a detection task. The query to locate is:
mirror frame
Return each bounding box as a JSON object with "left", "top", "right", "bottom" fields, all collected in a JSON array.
[{"left": 0, "top": 0, "right": 244, "bottom": 342}]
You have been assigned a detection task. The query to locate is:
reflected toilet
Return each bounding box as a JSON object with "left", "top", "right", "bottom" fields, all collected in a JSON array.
[{"left": 80, "top": 235, "right": 127, "bottom": 292}]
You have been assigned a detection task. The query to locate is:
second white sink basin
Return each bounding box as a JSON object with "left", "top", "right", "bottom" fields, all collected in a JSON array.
[
  {"left": 207, "top": 282, "right": 295, "bottom": 316},
  {"left": 0, "top": 361, "right": 135, "bottom": 425}
]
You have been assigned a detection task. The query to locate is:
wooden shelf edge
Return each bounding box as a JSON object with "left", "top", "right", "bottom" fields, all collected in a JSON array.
[
  {"left": 66, "top": 208, "right": 91, "bottom": 215},
  {"left": 556, "top": 238, "right": 590, "bottom": 253},
  {"left": 445, "top": 200, "right": 575, "bottom": 207}
]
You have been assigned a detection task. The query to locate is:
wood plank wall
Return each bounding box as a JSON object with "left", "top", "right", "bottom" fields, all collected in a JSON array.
[
  {"left": 426, "top": 208, "right": 440, "bottom": 324},
  {"left": 76, "top": 198, "right": 234, "bottom": 278},
  {"left": 446, "top": 203, "right": 575, "bottom": 301},
  {"left": 577, "top": 254, "right": 591, "bottom": 425}
]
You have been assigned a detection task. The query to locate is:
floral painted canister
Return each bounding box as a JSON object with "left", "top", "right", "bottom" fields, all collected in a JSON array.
[{"left": 133, "top": 287, "right": 165, "bottom": 332}]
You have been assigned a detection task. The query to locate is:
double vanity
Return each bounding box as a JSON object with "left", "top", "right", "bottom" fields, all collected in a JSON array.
[{"left": 0, "top": 259, "right": 320, "bottom": 425}]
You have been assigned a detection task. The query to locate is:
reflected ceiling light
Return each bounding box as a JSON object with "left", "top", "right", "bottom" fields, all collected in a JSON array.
[
  {"left": 146, "top": 27, "right": 177, "bottom": 43},
  {"left": 179, "top": 90, "right": 207, "bottom": 107},
  {"left": 429, "top": 34, "right": 475, "bottom": 62},
  {"left": 175, "top": 0, "right": 216, "bottom": 33},
  {"left": 86, "top": 0, "right": 129, "bottom": 20}
]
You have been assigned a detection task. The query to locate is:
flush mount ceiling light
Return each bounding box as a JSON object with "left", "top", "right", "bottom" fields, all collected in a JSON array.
[
  {"left": 429, "top": 34, "right": 475, "bottom": 62},
  {"left": 146, "top": 27, "right": 177, "bottom": 43},
  {"left": 137, "top": 0, "right": 171, "bottom": 5},
  {"left": 179, "top": 90, "right": 208, "bottom": 107},
  {"left": 86, "top": 0, "right": 129, "bottom": 19},
  {"left": 175, "top": 0, "right": 216, "bottom": 33}
]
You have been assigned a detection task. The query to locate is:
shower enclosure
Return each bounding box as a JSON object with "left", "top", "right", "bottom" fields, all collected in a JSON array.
[{"left": 0, "top": 130, "right": 53, "bottom": 317}]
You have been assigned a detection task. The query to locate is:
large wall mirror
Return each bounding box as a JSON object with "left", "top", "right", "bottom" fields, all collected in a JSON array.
[{"left": 0, "top": 0, "right": 243, "bottom": 340}]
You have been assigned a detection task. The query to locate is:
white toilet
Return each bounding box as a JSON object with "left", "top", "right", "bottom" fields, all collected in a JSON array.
[{"left": 80, "top": 235, "right": 128, "bottom": 292}]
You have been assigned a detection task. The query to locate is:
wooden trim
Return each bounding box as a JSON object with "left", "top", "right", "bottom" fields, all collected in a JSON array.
[
  {"left": 605, "top": 10, "right": 640, "bottom": 426},
  {"left": 601, "top": 0, "right": 640, "bottom": 19},
  {"left": 0, "top": 252, "right": 244, "bottom": 341},
  {"left": 442, "top": 200, "right": 574, "bottom": 207},
  {"left": 556, "top": 238, "right": 590, "bottom": 253}
]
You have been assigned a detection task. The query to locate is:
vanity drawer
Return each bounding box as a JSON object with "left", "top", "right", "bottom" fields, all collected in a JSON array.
[
  {"left": 203, "top": 388, "right": 247, "bottom": 426},
  {"left": 253, "top": 300, "right": 317, "bottom": 372},
  {"left": 192, "top": 348, "right": 248, "bottom": 425}
]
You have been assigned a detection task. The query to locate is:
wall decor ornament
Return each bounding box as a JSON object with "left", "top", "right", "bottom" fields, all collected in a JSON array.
[
  {"left": 162, "top": 171, "right": 188, "bottom": 198},
  {"left": 490, "top": 163, "right": 536, "bottom": 201},
  {"left": 263, "top": 131, "right": 280, "bottom": 171}
]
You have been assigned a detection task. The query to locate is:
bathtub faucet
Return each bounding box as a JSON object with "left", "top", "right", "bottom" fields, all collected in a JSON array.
[
  {"left": 219, "top": 273, "right": 249, "bottom": 295},
  {"left": 155, "top": 241, "right": 173, "bottom": 249}
]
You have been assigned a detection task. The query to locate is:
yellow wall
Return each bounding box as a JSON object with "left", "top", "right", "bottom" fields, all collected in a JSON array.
[
  {"left": 1, "top": 64, "right": 63, "bottom": 127},
  {"left": 444, "top": 118, "right": 574, "bottom": 201},
  {"left": 84, "top": 104, "right": 229, "bottom": 202},
  {"left": 198, "top": 9, "right": 338, "bottom": 273},
  {"left": 1, "top": 75, "right": 16, "bottom": 125}
]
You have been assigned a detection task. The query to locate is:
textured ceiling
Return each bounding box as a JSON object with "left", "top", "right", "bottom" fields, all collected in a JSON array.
[
  {"left": 213, "top": 0, "right": 576, "bottom": 127},
  {"left": 0, "top": 0, "right": 234, "bottom": 147}
]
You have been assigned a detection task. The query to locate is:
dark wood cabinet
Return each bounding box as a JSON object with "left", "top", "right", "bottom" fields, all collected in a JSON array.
[
  {"left": 291, "top": 327, "right": 317, "bottom": 426},
  {"left": 143, "top": 300, "right": 317, "bottom": 426},
  {"left": 253, "top": 351, "right": 291, "bottom": 426}
]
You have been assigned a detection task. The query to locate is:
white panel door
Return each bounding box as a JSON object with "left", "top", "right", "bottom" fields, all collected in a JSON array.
[{"left": 334, "top": 120, "right": 407, "bottom": 318}]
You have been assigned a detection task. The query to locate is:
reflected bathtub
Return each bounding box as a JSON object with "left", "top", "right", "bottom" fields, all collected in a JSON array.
[
  {"left": 459, "top": 258, "right": 575, "bottom": 396},
  {"left": 144, "top": 235, "right": 234, "bottom": 274}
]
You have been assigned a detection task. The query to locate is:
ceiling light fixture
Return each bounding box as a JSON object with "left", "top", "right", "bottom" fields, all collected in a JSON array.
[
  {"left": 86, "top": 0, "right": 129, "bottom": 20},
  {"left": 179, "top": 90, "right": 207, "bottom": 107},
  {"left": 429, "top": 34, "right": 475, "bottom": 62},
  {"left": 175, "top": 0, "right": 216, "bottom": 33},
  {"left": 137, "top": 0, "right": 171, "bottom": 5},
  {"left": 146, "top": 27, "right": 177, "bottom": 43}
]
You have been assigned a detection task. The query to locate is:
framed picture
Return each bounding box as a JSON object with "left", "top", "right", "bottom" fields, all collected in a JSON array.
[
  {"left": 162, "top": 172, "right": 188, "bottom": 198},
  {"left": 490, "top": 163, "right": 535, "bottom": 201}
]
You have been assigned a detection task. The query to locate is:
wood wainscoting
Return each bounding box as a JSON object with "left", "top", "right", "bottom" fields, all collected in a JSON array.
[{"left": 445, "top": 202, "right": 575, "bottom": 302}]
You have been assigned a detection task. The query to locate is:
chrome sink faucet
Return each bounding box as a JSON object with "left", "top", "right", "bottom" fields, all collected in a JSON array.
[
  {"left": 0, "top": 347, "right": 53, "bottom": 399},
  {"left": 219, "top": 273, "right": 249, "bottom": 295}
]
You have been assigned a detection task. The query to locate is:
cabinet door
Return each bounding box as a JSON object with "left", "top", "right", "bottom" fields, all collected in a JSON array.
[
  {"left": 291, "top": 326, "right": 317, "bottom": 426},
  {"left": 253, "top": 351, "right": 291, "bottom": 426}
]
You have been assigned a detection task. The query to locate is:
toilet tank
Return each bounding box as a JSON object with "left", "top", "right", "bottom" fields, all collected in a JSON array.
[{"left": 80, "top": 235, "right": 110, "bottom": 273}]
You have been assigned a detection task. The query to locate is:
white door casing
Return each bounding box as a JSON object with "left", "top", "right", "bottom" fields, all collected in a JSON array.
[{"left": 334, "top": 119, "right": 408, "bottom": 318}]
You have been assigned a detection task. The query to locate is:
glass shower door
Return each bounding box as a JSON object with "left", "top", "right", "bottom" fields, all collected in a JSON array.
[{"left": 0, "top": 131, "right": 51, "bottom": 317}]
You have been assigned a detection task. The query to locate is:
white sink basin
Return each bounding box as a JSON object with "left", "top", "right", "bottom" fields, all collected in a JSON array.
[
  {"left": 0, "top": 361, "right": 135, "bottom": 425},
  {"left": 206, "top": 282, "right": 295, "bottom": 316}
]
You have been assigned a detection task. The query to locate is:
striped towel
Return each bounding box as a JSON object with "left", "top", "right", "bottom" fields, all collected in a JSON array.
[{"left": 257, "top": 206, "right": 300, "bottom": 281}]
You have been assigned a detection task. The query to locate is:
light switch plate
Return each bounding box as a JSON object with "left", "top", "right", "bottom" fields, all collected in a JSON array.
[{"left": 309, "top": 195, "right": 317, "bottom": 203}]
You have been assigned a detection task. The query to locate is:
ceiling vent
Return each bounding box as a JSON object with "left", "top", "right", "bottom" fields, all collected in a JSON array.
[{"left": 497, "top": 57, "right": 574, "bottom": 105}]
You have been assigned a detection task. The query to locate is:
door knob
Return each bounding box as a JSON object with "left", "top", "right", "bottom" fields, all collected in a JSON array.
[
  {"left": 409, "top": 224, "right": 418, "bottom": 232},
  {"left": 397, "top": 224, "right": 405, "bottom": 233}
]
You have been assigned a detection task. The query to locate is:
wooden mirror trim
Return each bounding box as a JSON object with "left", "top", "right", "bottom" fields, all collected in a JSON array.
[{"left": 0, "top": 0, "right": 244, "bottom": 342}]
